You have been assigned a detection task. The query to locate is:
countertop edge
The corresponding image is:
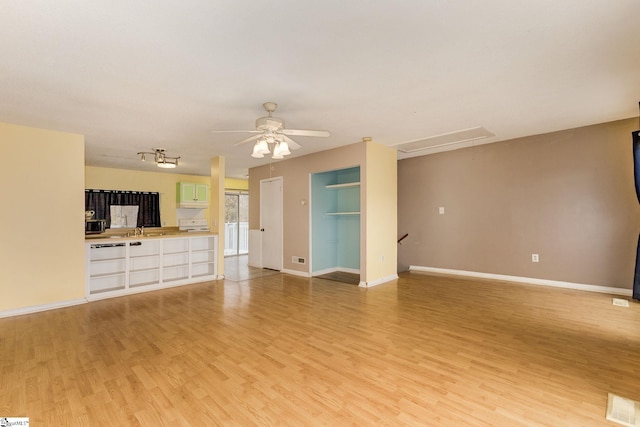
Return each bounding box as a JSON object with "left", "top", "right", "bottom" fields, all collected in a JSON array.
[{"left": 86, "top": 231, "right": 217, "bottom": 243}]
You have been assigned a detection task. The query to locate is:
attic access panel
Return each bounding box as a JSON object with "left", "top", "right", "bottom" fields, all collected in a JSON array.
[{"left": 395, "top": 127, "right": 495, "bottom": 153}]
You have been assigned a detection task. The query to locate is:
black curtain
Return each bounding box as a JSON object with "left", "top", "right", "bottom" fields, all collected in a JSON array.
[
  {"left": 85, "top": 190, "right": 161, "bottom": 228},
  {"left": 633, "top": 130, "right": 640, "bottom": 300}
]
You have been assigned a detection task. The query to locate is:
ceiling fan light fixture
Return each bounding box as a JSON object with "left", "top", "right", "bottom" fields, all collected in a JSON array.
[
  {"left": 215, "top": 102, "right": 330, "bottom": 159},
  {"left": 279, "top": 141, "right": 291, "bottom": 156},
  {"left": 272, "top": 145, "right": 284, "bottom": 159},
  {"left": 257, "top": 139, "right": 270, "bottom": 154},
  {"left": 251, "top": 143, "right": 265, "bottom": 158}
]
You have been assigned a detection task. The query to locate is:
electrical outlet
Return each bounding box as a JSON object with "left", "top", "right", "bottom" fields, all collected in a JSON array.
[
  {"left": 532, "top": 254, "right": 539, "bottom": 263},
  {"left": 439, "top": 207, "right": 445, "bottom": 215}
]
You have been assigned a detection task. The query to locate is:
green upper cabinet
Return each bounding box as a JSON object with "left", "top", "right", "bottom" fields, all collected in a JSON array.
[{"left": 176, "top": 182, "right": 209, "bottom": 208}]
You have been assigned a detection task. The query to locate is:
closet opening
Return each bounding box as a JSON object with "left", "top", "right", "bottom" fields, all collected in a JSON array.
[{"left": 310, "top": 166, "right": 361, "bottom": 283}]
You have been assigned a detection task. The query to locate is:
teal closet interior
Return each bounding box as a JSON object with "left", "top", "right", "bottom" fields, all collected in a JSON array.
[{"left": 311, "top": 166, "right": 360, "bottom": 275}]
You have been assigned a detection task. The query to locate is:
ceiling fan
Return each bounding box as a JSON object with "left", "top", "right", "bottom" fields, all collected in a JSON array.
[{"left": 212, "top": 102, "right": 330, "bottom": 159}]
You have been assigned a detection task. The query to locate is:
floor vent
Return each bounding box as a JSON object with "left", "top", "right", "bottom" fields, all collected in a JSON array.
[
  {"left": 606, "top": 393, "right": 640, "bottom": 426},
  {"left": 612, "top": 298, "right": 630, "bottom": 307}
]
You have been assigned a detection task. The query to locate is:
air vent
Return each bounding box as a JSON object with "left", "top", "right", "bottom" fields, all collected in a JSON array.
[
  {"left": 612, "top": 298, "right": 630, "bottom": 307},
  {"left": 612, "top": 298, "right": 629, "bottom": 307},
  {"left": 394, "top": 127, "right": 495, "bottom": 153},
  {"left": 606, "top": 393, "right": 639, "bottom": 426}
]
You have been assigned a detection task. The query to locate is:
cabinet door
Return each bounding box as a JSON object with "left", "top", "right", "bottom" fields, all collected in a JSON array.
[
  {"left": 178, "top": 182, "right": 196, "bottom": 202},
  {"left": 177, "top": 182, "right": 209, "bottom": 208},
  {"left": 195, "top": 184, "right": 209, "bottom": 203}
]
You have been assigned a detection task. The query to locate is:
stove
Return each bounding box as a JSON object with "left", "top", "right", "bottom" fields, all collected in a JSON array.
[{"left": 178, "top": 218, "right": 210, "bottom": 232}]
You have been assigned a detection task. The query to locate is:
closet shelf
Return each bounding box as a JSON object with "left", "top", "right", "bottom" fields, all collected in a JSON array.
[
  {"left": 326, "top": 211, "right": 360, "bottom": 216},
  {"left": 325, "top": 182, "right": 360, "bottom": 189}
]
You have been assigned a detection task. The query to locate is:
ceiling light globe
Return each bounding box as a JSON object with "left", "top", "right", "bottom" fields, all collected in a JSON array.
[
  {"left": 279, "top": 141, "right": 291, "bottom": 155},
  {"left": 252, "top": 143, "right": 265, "bottom": 158},
  {"left": 257, "top": 139, "right": 270, "bottom": 154}
]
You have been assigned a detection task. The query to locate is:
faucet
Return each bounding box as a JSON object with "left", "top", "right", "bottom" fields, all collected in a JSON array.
[{"left": 134, "top": 226, "right": 144, "bottom": 237}]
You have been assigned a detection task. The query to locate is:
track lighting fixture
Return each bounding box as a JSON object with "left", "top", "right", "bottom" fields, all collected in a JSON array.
[{"left": 137, "top": 148, "right": 180, "bottom": 168}]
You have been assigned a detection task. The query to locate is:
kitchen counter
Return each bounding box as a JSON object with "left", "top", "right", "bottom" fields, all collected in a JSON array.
[
  {"left": 85, "top": 227, "right": 216, "bottom": 242},
  {"left": 86, "top": 231, "right": 219, "bottom": 300}
]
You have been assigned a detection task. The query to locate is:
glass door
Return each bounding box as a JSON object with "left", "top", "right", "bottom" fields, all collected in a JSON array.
[{"left": 224, "top": 192, "right": 249, "bottom": 256}]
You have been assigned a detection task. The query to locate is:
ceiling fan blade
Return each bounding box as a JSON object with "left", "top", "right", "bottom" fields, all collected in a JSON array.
[
  {"left": 282, "top": 135, "right": 301, "bottom": 150},
  {"left": 211, "top": 130, "right": 260, "bottom": 134},
  {"left": 234, "top": 134, "right": 263, "bottom": 146},
  {"left": 281, "top": 129, "right": 330, "bottom": 137}
]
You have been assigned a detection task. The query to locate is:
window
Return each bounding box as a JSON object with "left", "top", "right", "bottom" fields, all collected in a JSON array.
[{"left": 85, "top": 190, "right": 161, "bottom": 228}]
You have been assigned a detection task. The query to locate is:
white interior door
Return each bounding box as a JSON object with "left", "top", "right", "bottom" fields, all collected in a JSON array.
[{"left": 260, "top": 177, "right": 283, "bottom": 270}]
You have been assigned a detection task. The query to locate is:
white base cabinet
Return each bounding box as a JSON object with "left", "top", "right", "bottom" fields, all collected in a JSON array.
[{"left": 86, "top": 235, "right": 218, "bottom": 300}]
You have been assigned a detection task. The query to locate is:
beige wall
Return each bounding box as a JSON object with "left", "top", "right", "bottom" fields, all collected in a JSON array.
[
  {"left": 249, "top": 140, "right": 398, "bottom": 284},
  {"left": 364, "top": 142, "right": 398, "bottom": 282},
  {"left": 398, "top": 118, "right": 640, "bottom": 289},
  {"left": 250, "top": 142, "right": 366, "bottom": 273},
  {"left": 225, "top": 177, "right": 249, "bottom": 191},
  {"left": 210, "top": 157, "right": 226, "bottom": 276},
  {"left": 0, "top": 122, "right": 85, "bottom": 312}
]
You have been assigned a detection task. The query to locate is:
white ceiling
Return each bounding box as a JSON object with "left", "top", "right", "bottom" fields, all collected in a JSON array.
[{"left": 1, "top": 1, "right": 639, "bottom": 178}]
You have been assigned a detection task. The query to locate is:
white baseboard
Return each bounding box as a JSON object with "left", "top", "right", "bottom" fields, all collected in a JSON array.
[
  {"left": 282, "top": 268, "right": 310, "bottom": 277},
  {"left": 358, "top": 274, "right": 399, "bottom": 288},
  {"left": 0, "top": 298, "right": 87, "bottom": 319},
  {"left": 408, "top": 265, "right": 633, "bottom": 296}
]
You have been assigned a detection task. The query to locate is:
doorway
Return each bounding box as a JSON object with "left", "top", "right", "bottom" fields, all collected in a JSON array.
[{"left": 224, "top": 191, "right": 249, "bottom": 256}]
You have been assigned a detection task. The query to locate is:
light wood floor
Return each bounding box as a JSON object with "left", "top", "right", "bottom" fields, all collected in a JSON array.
[
  {"left": 1, "top": 272, "right": 639, "bottom": 426},
  {"left": 314, "top": 271, "right": 360, "bottom": 285},
  {"left": 224, "top": 255, "right": 280, "bottom": 282}
]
